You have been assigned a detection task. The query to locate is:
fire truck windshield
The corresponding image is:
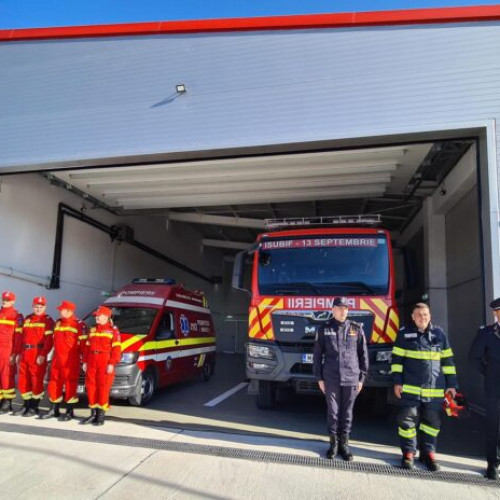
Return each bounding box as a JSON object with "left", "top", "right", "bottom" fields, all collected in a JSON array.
[
  {"left": 84, "top": 307, "right": 158, "bottom": 335},
  {"left": 258, "top": 235, "right": 389, "bottom": 296}
]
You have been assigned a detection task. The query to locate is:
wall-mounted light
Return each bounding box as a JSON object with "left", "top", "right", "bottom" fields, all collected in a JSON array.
[{"left": 176, "top": 84, "right": 187, "bottom": 94}]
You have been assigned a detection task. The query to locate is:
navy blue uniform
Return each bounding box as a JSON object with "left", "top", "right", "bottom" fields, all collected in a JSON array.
[
  {"left": 469, "top": 322, "right": 500, "bottom": 465},
  {"left": 313, "top": 318, "right": 368, "bottom": 436},
  {"left": 391, "top": 323, "right": 457, "bottom": 454}
]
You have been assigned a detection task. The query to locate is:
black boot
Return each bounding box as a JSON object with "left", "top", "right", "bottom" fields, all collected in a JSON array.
[
  {"left": 13, "top": 400, "right": 30, "bottom": 416},
  {"left": 22, "top": 399, "right": 39, "bottom": 417},
  {"left": 0, "top": 399, "right": 12, "bottom": 414},
  {"left": 326, "top": 435, "right": 338, "bottom": 459},
  {"left": 93, "top": 409, "right": 105, "bottom": 426},
  {"left": 419, "top": 452, "right": 441, "bottom": 472},
  {"left": 40, "top": 403, "right": 60, "bottom": 419},
  {"left": 486, "top": 462, "right": 499, "bottom": 480},
  {"left": 338, "top": 433, "right": 354, "bottom": 461},
  {"left": 58, "top": 404, "right": 75, "bottom": 422},
  {"left": 81, "top": 408, "right": 97, "bottom": 425}
]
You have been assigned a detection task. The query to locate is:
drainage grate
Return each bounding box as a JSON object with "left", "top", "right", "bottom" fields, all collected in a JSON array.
[{"left": 0, "top": 422, "right": 495, "bottom": 488}]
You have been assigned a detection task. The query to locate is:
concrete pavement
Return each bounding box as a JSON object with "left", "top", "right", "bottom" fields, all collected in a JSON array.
[{"left": 0, "top": 412, "right": 497, "bottom": 499}]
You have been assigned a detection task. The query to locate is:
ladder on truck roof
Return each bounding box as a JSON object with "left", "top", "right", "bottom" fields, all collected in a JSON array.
[{"left": 264, "top": 215, "right": 382, "bottom": 230}]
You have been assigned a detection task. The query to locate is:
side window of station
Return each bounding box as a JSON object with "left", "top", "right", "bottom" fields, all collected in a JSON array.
[{"left": 155, "top": 311, "right": 175, "bottom": 340}]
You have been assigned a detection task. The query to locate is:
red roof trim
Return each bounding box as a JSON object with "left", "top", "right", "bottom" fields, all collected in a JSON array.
[{"left": 1, "top": 5, "right": 500, "bottom": 42}]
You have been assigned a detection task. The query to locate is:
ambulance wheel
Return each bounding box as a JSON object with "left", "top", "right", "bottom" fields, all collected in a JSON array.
[
  {"left": 129, "top": 369, "right": 157, "bottom": 407},
  {"left": 256, "top": 380, "right": 276, "bottom": 409},
  {"left": 202, "top": 360, "right": 214, "bottom": 382}
]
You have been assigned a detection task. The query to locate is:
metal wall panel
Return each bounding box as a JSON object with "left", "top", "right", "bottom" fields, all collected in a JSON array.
[{"left": 2, "top": 22, "right": 500, "bottom": 169}]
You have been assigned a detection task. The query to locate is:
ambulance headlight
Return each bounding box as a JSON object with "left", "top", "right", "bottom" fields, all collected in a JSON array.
[
  {"left": 120, "top": 352, "right": 139, "bottom": 364},
  {"left": 247, "top": 344, "right": 276, "bottom": 360},
  {"left": 376, "top": 351, "right": 392, "bottom": 362}
]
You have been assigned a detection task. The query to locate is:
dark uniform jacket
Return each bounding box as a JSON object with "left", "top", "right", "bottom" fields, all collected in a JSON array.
[
  {"left": 313, "top": 318, "right": 369, "bottom": 386},
  {"left": 391, "top": 323, "right": 457, "bottom": 405},
  {"left": 469, "top": 322, "right": 500, "bottom": 399}
]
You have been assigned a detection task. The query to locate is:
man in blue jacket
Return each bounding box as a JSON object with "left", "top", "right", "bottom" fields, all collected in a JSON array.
[
  {"left": 391, "top": 303, "right": 458, "bottom": 471},
  {"left": 313, "top": 296, "right": 369, "bottom": 461},
  {"left": 469, "top": 297, "right": 500, "bottom": 480}
]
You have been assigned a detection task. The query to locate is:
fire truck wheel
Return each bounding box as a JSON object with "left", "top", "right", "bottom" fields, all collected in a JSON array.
[
  {"left": 256, "top": 380, "right": 276, "bottom": 409},
  {"left": 129, "top": 369, "right": 157, "bottom": 407},
  {"left": 201, "top": 360, "right": 214, "bottom": 382}
]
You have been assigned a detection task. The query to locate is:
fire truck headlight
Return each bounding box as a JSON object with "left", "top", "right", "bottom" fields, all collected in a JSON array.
[
  {"left": 247, "top": 344, "right": 276, "bottom": 360},
  {"left": 376, "top": 351, "right": 392, "bottom": 362},
  {"left": 120, "top": 352, "right": 139, "bottom": 364}
]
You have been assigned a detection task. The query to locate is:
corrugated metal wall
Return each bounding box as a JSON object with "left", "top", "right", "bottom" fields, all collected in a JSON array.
[{"left": 1, "top": 22, "right": 500, "bottom": 171}]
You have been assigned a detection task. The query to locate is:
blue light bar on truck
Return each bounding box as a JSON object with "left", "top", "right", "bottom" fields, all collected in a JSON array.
[
  {"left": 264, "top": 215, "right": 382, "bottom": 230},
  {"left": 132, "top": 278, "right": 176, "bottom": 284}
]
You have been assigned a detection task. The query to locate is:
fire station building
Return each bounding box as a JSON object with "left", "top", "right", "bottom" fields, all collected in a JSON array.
[{"left": 1, "top": 5, "right": 500, "bottom": 411}]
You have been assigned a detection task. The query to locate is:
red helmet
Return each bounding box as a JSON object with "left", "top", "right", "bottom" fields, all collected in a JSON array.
[{"left": 443, "top": 392, "right": 467, "bottom": 418}]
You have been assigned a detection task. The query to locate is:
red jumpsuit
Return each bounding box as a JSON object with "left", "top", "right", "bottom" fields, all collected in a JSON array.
[
  {"left": 14, "top": 314, "right": 54, "bottom": 401},
  {"left": 0, "top": 307, "right": 23, "bottom": 402},
  {"left": 84, "top": 323, "right": 121, "bottom": 411},
  {"left": 47, "top": 317, "right": 86, "bottom": 404}
]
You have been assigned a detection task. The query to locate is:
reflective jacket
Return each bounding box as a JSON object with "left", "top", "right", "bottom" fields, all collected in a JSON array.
[
  {"left": 14, "top": 314, "right": 54, "bottom": 359},
  {"left": 313, "top": 318, "right": 369, "bottom": 386},
  {"left": 52, "top": 317, "right": 87, "bottom": 365},
  {"left": 83, "top": 323, "right": 121, "bottom": 366},
  {"left": 391, "top": 323, "right": 457, "bottom": 404},
  {"left": 469, "top": 322, "right": 500, "bottom": 399},
  {"left": 0, "top": 307, "right": 23, "bottom": 357}
]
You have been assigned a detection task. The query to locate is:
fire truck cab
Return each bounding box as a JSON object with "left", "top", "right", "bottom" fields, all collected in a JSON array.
[
  {"left": 81, "top": 278, "right": 216, "bottom": 406},
  {"left": 233, "top": 215, "right": 399, "bottom": 410}
]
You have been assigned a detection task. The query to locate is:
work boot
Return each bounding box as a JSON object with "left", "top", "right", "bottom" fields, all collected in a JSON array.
[
  {"left": 486, "top": 462, "right": 499, "bottom": 480},
  {"left": 22, "top": 399, "right": 39, "bottom": 417},
  {"left": 338, "top": 433, "right": 354, "bottom": 461},
  {"left": 40, "top": 403, "right": 60, "bottom": 419},
  {"left": 81, "top": 408, "right": 97, "bottom": 425},
  {"left": 58, "top": 404, "right": 75, "bottom": 422},
  {"left": 419, "top": 452, "right": 441, "bottom": 472},
  {"left": 93, "top": 409, "right": 105, "bottom": 426},
  {"left": 0, "top": 400, "right": 13, "bottom": 414},
  {"left": 13, "top": 400, "right": 30, "bottom": 416},
  {"left": 326, "top": 435, "right": 338, "bottom": 459},
  {"left": 401, "top": 452, "right": 415, "bottom": 470}
]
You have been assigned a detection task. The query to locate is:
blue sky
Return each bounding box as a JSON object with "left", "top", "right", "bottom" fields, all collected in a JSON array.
[{"left": 0, "top": 1, "right": 498, "bottom": 29}]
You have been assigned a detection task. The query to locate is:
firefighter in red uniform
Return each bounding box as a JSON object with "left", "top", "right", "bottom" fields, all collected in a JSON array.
[
  {"left": 0, "top": 291, "right": 23, "bottom": 414},
  {"left": 13, "top": 296, "right": 54, "bottom": 417},
  {"left": 42, "top": 300, "right": 86, "bottom": 421},
  {"left": 82, "top": 306, "right": 121, "bottom": 426}
]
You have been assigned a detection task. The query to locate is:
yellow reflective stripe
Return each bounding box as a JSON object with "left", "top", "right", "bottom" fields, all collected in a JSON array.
[
  {"left": 197, "top": 353, "right": 206, "bottom": 367},
  {"left": 405, "top": 350, "right": 441, "bottom": 360},
  {"left": 50, "top": 397, "right": 63, "bottom": 403},
  {"left": 89, "top": 333, "right": 113, "bottom": 339},
  {"left": 402, "top": 385, "right": 421, "bottom": 396},
  {"left": 55, "top": 327, "right": 78, "bottom": 334},
  {"left": 32, "top": 392, "right": 44, "bottom": 400},
  {"left": 392, "top": 346, "right": 406, "bottom": 357},
  {"left": 45, "top": 330, "right": 53, "bottom": 335},
  {"left": 21, "top": 392, "right": 33, "bottom": 400},
  {"left": 121, "top": 335, "right": 145, "bottom": 350},
  {"left": 112, "top": 342, "right": 121, "bottom": 348},
  {"left": 0, "top": 319, "right": 15, "bottom": 325},
  {"left": 24, "top": 323, "right": 46, "bottom": 328},
  {"left": 140, "top": 336, "right": 216, "bottom": 352},
  {"left": 421, "top": 388, "right": 444, "bottom": 398},
  {"left": 3, "top": 393, "right": 15, "bottom": 399},
  {"left": 391, "top": 364, "right": 403, "bottom": 373},
  {"left": 3, "top": 388, "right": 15, "bottom": 394},
  {"left": 442, "top": 366, "right": 457, "bottom": 375},
  {"left": 441, "top": 349, "right": 454, "bottom": 358},
  {"left": 398, "top": 427, "right": 417, "bottom": 438},
  {"left": 78, "top": 335, "right": 87, "bottom": 340},
  {"left": 419, "top": 423, "right": 440, "bottom": 437},
  {"left": 89, "top": 404, "right": 98, "bottom": 409},
  {"left": 67, "top": 397, "right": 79, "bottom": 404},
  {"left": 15, "top": 328, "right": 22, "bottom": 333}
]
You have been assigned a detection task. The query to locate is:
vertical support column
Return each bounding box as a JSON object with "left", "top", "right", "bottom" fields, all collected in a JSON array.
[{"left": 423, "top": 197, "right": 448, "bottom": 331}]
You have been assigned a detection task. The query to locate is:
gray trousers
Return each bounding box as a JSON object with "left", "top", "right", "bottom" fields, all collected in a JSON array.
[
  {"left": 325, "top": 381, "right": 358, "bottom": 436},
  {"left": 397, "top": 403, "right": 442, "bottom": 454}
]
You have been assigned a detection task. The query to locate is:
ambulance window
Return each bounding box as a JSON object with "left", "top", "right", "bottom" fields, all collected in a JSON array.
[{"left": 156, "top": 312, "right": 175, "bottom": 339}]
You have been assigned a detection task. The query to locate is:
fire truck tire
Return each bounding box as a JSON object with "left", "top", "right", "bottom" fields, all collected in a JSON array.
[
  {"left": 201, "top": 360, "right": 214, "bottom": 382},
  {"left": 256, "top": 380, "right": 276, "bottom": 409},
  {"left": 129, "top": 368, "right": 157, "bottom": 407}
]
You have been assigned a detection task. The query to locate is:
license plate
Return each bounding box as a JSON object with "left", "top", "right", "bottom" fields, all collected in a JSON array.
[
  {"left": 302, "top": 353, "right": 314, "bottom": 364},
  {"left": 77, "top": 385, "right": 85, "bottom": 394}
]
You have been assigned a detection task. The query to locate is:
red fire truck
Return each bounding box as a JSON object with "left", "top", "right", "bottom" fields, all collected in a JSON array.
[
  {"left": 233, "top": 215, "right": 399, "bottom": 410},
  {"left": 80, "top": 278, "right": 216, "bottom": 406}
]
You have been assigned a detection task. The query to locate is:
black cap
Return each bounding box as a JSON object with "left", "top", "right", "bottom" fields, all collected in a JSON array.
[
  {"left": 490, "top": 297, "right": 500, "bottom": 310},
  {"left": 333, "top": 297, "right": 349, "bottom": 307}
]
